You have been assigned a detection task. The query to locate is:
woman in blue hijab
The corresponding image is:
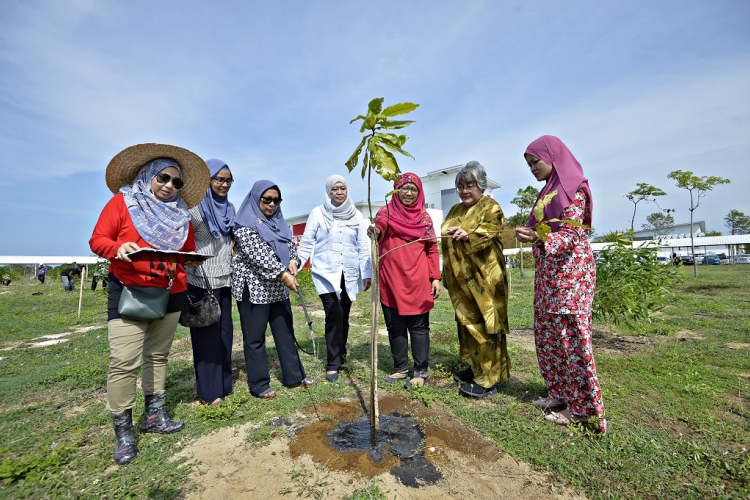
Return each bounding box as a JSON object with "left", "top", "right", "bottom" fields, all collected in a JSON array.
[
  {"left": 232, "top": 180, "right": 316, "bottom": 399},
  {"left": 186, "top": 159, "right": 236, "bottom": 406}
]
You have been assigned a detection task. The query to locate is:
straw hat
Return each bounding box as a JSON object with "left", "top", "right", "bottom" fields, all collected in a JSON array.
[{"left": 106, "top": 143, "right": 210, "bottom": 208}]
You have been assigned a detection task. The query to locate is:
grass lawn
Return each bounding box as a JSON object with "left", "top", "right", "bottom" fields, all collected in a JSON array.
[{"left": 0, "top": 265, "right": 748, "bottom": 499}]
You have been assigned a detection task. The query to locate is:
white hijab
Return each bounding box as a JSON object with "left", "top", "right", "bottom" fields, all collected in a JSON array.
[{"left": 321, "top": 175, "right": 359, "bottom": 229}]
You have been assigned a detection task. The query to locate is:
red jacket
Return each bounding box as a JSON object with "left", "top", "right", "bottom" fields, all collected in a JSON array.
[{"left": 89, "top": 193, "right": 195, "bottom": 293}]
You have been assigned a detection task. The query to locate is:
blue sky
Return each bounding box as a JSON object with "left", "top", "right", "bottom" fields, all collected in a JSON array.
[{"left": 1, "top": 0, "right": 748, "bottom": 255}]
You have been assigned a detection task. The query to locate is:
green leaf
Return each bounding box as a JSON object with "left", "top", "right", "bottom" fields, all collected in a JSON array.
[
  {"left": 383, "top": 120, "right": 415, "bottom": 130},
  {"left": 368, "top": 98, "right": 384, "bottom": 115},
  {"left": 381, "top": 102, "right": 419, "bottom": 117},
  {"left": 345, "top": 136, "right": 368, "bottom": 172},
  {"left": 349, "top": 114, "right": 367, "bottom": 124},
  {"left": 397, "top": 134, "right": 408, "bottom": 146},
  {"left": 375, "top": 133, "right": 414, "bottom": 159},
  {"left": 370, "top": 143, "right": 401, "bottom": 181},
  {"left": 360, "top": 112, "right": 377, "bottom": 133},
  {"left": 533, "top": 190, "right": 558, "bottom": 223},
  {"left": 547, "top": 218, "right": 590, "bottom": 230},
  {"left": 360, "top": 149, "right": 369, "bottom": 179},
  {"left": 537, "top": 224, "right": 551, "bottom": 242}
]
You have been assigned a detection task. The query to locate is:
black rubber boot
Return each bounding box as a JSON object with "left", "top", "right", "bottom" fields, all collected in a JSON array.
[
  {"left": 112, "top": 409, "right": 137, "bottom": 464},
  {"left": 141, "top": 393, "right": 185, "bottom": 434}
]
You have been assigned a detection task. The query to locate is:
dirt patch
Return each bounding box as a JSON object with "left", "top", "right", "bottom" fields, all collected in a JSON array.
[
  {"left": 675, "top": 329, "right": 705, "bottom": 341},
  {"left": 725, "top": 343, "right": 750, "bottom": 350},
  {"left": 508, "top": 327, "right": 656, "bottom": 356},
  {"left": 176, "top": 394, "right": 585, "bottom": 499}
]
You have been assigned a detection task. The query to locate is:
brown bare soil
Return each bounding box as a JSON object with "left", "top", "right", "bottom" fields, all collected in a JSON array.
[{"left": 176, "top": 394, "right": 586, "bottom": 499}]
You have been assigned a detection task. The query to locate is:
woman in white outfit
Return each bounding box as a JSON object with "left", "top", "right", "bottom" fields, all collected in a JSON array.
[{"left": 297, "top": 175, "right": 371, "bottom": 382}]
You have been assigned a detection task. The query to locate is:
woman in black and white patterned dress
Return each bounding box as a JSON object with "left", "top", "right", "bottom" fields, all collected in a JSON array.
[{"left": 232, "top": 180, "right": 316, "bottom": 399}]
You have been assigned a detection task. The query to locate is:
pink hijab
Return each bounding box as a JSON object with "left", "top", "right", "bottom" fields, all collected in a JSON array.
[
  {"left": 525, "top": 135, "right": 592, "bottom": 232},
  {"left": 375, "top": 172, "right": 435, "bottom": 242}
]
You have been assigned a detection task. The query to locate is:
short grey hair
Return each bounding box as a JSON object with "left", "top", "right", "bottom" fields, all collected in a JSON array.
[{"left": 455, "top": 161, "right": 488, "bottom": 191}]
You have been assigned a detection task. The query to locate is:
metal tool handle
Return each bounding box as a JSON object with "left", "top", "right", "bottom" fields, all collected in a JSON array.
[{"left": 296, "top": 287, "right": 313, "bottom": 327}]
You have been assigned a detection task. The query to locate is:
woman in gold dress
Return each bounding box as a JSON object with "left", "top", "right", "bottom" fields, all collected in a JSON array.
[{"left": 442, "top": 161, "right": 511, "bottom": 398}]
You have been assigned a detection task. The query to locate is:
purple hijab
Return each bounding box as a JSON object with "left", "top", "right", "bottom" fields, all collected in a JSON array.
[
  {"left": 234, "top": 180, "right": 292, "bottom": 267},
  {"left": 198, "top": 158, "right": 235, "bottom": 238},
  {"left": 525, "top": 135, "right": 592, "bottom": 232}
]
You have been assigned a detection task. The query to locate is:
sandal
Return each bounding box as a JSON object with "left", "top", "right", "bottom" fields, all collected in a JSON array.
[
  {"left": 199, "top": 397, "right": 225, "bottom": 407},
  {"left": 545, "top": 410, "right": 589, "bottom": 426},
  {"left": 257, "top": 388, "right": 277, "bottom": 399},
  {"left": 404, "top": 377, "right": 425, "bottom": 389},
  {"left": 533, "top": 397, "right": 565, "bottom": 410},
  {"left": 287, "top": 377, "right": 316, "bottom": 389},
  {"left": 385, "top": 371, "right": 408, "bottom": 383}
]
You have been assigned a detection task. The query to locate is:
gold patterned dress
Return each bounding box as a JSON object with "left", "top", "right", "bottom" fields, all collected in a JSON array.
[{"left": 442, "top": 196, "right": 511, "bottom": 388}]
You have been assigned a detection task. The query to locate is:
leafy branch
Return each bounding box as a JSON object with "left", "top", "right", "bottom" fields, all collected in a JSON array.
[{"left": 532, "top": 190, "right": 589, "bottom": 241}]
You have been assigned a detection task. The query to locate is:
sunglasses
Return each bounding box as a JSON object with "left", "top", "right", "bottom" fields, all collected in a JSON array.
[
  {"left": 212, "top": 176, "right": 233, "bottom": 186},
  {"left": 260, "top": 196, "right": 282, "bottom": 205},
  {"left": 155, "top": 173, "right": 184, "bottom": 190}
]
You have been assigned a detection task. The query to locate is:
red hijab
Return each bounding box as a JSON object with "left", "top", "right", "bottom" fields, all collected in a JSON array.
[
  {"left": 525, "top": 136, "right": 592, "bottom": 232},
  {"left": 376, "top": 172, "right": 435, "bottom": 242}
]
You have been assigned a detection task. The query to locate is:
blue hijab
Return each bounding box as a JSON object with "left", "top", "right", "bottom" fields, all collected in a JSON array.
[
  {"left": 198, "top": 158, "right": 235, "bottom": 237},
  {"left": 119, "top": 158, "right": 190, "bottom": 250},
  {"left": 234, "top": 180, "right": 292, "bottom": 267}
]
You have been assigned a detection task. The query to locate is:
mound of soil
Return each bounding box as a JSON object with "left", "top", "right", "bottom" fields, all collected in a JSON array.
[{"left": 175, "top": 394, "right": 585, "bottom": 499}]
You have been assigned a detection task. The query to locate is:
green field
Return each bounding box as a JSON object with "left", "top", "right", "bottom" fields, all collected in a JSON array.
[{"left": 1, "top": 265, "right": 748, "bottom": 499}]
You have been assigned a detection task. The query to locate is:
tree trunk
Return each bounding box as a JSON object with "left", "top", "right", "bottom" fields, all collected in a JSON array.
[
  {"left": 690, "top": 195, "right": 697, "bottom": 278},
  {"left": 518, "top": 239, "right": 524, "bottom": 278},
  {"left": 369, "top": 238, "right": 380, "bottom": 430}
]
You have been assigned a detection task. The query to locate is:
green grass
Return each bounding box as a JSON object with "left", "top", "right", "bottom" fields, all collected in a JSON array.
[{"left": 1, "top": 266, "right": 749, "bottom": 499}]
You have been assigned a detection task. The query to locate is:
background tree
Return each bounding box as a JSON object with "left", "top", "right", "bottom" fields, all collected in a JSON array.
[
  {"left": 704, "top": 230, "right": 722, "bottom": 237},
  {"left": 642, "top": 212, "right": 675, "bottom": 238},
  {"left": 667, "top": 170, "right": 730, "bottom": 277},
  {"left": 509, "top": 186, "right": 539, "bottom": 277},
  {"left": 346, "top": 97, "right": 418, "bottom": 430},
  {"left": 625, "top": 183, "right": 666, "bottom": 235},
  {"left": 724, "top": 209, "right": 750, "bottom": 235}
]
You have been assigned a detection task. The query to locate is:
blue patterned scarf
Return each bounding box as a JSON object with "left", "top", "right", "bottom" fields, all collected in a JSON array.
[
  {"left": 198, "top": 159, "right": 235, "bottom": 238},
  {"left": 119, "top": 159, "right": 190, "bottom": 250},
  {"left": 234, "top": 179, "right": 292, "bottom": 267}
]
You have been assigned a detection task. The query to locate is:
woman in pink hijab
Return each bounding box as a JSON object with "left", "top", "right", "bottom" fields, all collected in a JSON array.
[{"left": 515, "top": 136, "right": 606, "bottom": 433}]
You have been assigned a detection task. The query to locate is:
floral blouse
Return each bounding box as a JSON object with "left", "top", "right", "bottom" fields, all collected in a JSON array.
[
  {"left": 532, "top": 188, "right": 596, "bottom": 316},
  {"left": 231, "top": 227, "right": 301, "bottom": 304}
]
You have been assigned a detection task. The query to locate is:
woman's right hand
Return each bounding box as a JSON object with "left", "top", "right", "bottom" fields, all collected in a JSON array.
[
  {"left": 281, "top": 272, "right": 299, "bottom": 292},
  {"left": 514, "top": 226, "right": 539, "bottom": 244},
  {"left": 116, "top": 242, "right": 140, "bottom": 263},
  {"left": 367, "top": 225, "right": 380, "bottom": 239}
]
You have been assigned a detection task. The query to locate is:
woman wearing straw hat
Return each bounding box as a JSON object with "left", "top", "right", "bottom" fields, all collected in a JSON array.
[
  {"left": 232, "top": 180, "right": 316, "bottom": 399},
  {"left": 297, "top": 175, "right": 371, "bottom": 383},
  {"left": 186, "top": 158, "right": 236, "bottom": 406},
  {"left": 89, "top": 143, "right": 210, "bottom": 464}
]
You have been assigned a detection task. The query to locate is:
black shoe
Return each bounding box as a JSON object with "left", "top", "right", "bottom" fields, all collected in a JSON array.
[
  {"left": 453, "top": 366, "right": 474, "bottom": 383},
  {"left": 459, "top": 382, "right": 497, "bottom": 398},
  {"left": 141, "top": 393, "right": 184, "bottom": 434},
  {"left": 325, "top": 372, "right": 339, "bottom": 382},
  {"left": 112, "top": 409, "right": 137, "bottom": 464}
]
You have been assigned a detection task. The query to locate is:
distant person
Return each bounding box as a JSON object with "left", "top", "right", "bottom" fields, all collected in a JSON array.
[
  {"left": 442, "top": 161, "right": 511, "bottom": 398},
  {"left": 89, "top": 143, "right": 209, "bottom": 464},
  {"left": 60, "top": 265, "right": 83, "bottom": 292},
  {"left": 297, "top": 175, "right": 371, "bottom": 383},
  {"left": 515, "top": 135, "right": 606, "bottom": 433},
  {"left": 232, "top": 180, "right": 315, "bottom": 399},
  {"left": 368, "top": 173, "right": 441, "bottom": 389},
  {"left": 38, "top": 264, "right": 47, "bottom": 284},
  {"left": 186, "top": 158, "right": 237, "bottom": 406}
]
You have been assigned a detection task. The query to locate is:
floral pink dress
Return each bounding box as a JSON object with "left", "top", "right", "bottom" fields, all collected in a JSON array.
[{"left": 532, "top": 188, "right": 606, "bottom": 432}]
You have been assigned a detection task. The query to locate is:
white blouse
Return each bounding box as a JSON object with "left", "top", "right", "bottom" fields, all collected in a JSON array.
[{"left": 297, "top": 206, "right": 372, "bottom": 300}]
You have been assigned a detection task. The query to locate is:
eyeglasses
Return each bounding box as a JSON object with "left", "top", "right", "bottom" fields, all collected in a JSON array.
[
  {"left": 456, "top": 183, "right": 477, "bottom": 192},
  {"left": 399, "top": 186, "right": 419, "bottom": 194},
  {"left": 260, "top": 196, "right": 282, "bottom": 205},
  {"left": 212, "top": 176, "right": 233, "bottom": 186},
  {"left": 155, "top": 173, "right": 184, "bottom": 190}
]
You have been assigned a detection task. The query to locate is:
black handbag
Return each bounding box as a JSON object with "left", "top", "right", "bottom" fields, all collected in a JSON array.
[{"left": 179, "top": 266, "right": 221, "bottom": 328}]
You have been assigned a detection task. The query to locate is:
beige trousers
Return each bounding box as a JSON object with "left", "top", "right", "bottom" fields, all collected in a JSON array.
[{"left": 106, "top": 311, "right": 180, "bottom": 413}]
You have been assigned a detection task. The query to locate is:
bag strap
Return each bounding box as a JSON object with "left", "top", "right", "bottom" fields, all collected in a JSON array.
[
  {"left": 194, "top": 264, "right": 213, "bottom": 294},
  {"left": 166, "top": 263, "right": 176, "bottom": 291}
]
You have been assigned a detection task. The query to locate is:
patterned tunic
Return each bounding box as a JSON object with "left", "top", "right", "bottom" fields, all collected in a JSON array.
[
  {"left": 442, "top": 196, "right": 511, "bottom": 388},
  {"left": 532, "top": 188, "right": 606, "bottom": 432},
  {"left": 187, "top": 205, "right": 234, "bottom": 289},
  {"left": 231, "top": 227, "right": 300, "bottom": 304}
]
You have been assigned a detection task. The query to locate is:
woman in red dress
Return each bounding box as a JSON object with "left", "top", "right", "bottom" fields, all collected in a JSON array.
[{"left": 369, "top": 173, "right": 441, "bottom": 388}]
